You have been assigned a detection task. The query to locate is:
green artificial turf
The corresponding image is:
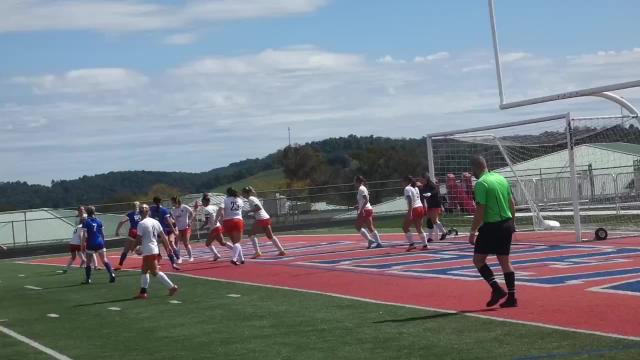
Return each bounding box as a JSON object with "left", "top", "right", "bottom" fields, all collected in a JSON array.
[{"left": 0, "top": 262, "right": 639, "bottom": 360}]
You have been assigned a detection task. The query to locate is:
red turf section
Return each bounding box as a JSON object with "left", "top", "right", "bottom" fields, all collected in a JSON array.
[{"left": 31, "top": 232, "right": 640, "bottom": 339}]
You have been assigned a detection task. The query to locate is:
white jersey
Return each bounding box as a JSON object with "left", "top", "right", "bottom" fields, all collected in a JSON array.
[
  {"left": 70, "top": 225, "right": 82, "bottom": 245},
  {"left": 204, "top": 205, "right": 221, "bottom": 229},
  {"left": 357, "top": 185, "right": 373, "bottom": 212},
  {"left": 137, "top": 217, "right": 164, "bottom": 256},
  {"left": 221, "top": 196, "right": 243, "bottom": 220},
  {"left": 171, "top": 204, "right": 193, "bottom": 230},
  {"left": 248, "top": 196, "right": 270, "bottom": 220},
  {"left": 404, "top": 185, "right": 423, "bottom": 209}
]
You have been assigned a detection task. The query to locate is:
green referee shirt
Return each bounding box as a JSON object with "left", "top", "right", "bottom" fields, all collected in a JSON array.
[{"left": 473, "top": 171, "right": 513, "bottom": 223}]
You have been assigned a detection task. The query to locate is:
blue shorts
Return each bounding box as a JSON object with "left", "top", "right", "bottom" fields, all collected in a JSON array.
[
  {"left": 164, "top": 228, "right": 173, "bottom": 236},
  {"left": 86, "top": 245, "right": 105, "bottom": 254}
]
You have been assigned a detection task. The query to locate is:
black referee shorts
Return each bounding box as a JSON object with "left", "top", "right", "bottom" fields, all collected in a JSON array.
[{"left": 474, "top": 218, "right": 515, "bottom": 256}]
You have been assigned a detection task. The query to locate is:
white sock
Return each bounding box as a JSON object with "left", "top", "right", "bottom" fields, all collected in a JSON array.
[
  {"left": 156, "top": 272, "right": 174, "bottom": 289},
  {"left": 270, "top": 236, "right": 285, "bottom": 252},
  {"left": 436, "top": 222, "right": 446, "bottom": 234},
  {"left": 232, "top": 244, "right": 240, "bottom": 262},
  {"left": 251, "top": 236, "right": 261, "bottom": 253},
  {"left": 428, "top": 228, "right": 435, "bottom": 240},
  {"left": 186, "top": 245, "right": 193, "bottom": 258},
  {"left": 360, "top": 229, "right": 373, "bottom": 242},
  {"left": 224, "top": 242, "right": 234, "bottom": 250},
  {"left": 141, "top": 273, "right": 150, "bottom": 289},
  {"left": 405, "top": 232, "right": 413, "bottom": 244},
  {"left": 208, "top": 245, "right": 220, "bottom": 257},
  {"left": 420, "top": 233, "right": 428, "bottom": 246},
  {"left": 371, "top": 231, "right": 381, "bottom": 244},
  {"left": 176, "top": 243, "right": 181, "bottom": 256},
  {"left": 66, "top": 256, "right": 75, "bottom": 270},
  {"left": 238, "top": 244, "right": 245, "bottom": 262}
]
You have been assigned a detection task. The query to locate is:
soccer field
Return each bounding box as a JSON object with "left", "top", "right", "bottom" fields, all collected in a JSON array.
[{"left": 1, "top": 254, "right": 640, "bottom": 359}]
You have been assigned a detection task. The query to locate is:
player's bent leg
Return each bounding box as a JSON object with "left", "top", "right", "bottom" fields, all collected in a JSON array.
[
  {"left": 474, "top": 253, "right": 506, "bottom": 307},
  {"left": 497, "top": 254, "right": 517, "bottom": 308},
  {"left": 415, "top": 219, "right": 429, "bottom": 249},
  {"left": 250, "top": 223, "right": 262, "bottom": 258},
  {"left": 265, "top": 226, "right": 286, "bottom": 255},
  {"left": 206, "top": 235, "right": 221, "bottom": 261}
]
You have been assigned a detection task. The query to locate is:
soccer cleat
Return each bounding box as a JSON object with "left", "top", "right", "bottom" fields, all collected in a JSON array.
[
  {"left": 373, "top": 242, "right": 383, "bottom": 249},
  {"left": 278, "top": 251, "right": 287, "bottom": 256},
  {"left": 500, "top": 296, "right": 518, "bottom": 308},
  {"left": 440, "top": 233, "right": 448, "bottom": 241},
  {"left": 366, "top": 240, "right": 375, "bottom": 249},
  {"left": 135, "top": 293, "right": 148, "bottom": 300},
  {"left": 61, "top": 269, "right": 68, "bottom": 274},
  {"left": 230, "top": 260, "right": 240, "bottom": 266},
  {"left": 240, "top": 260, "right": 245, "bottom": 265},
  {"left": 427, "top": 238, "right": 434, "bottom": 243},
  {"left": 177, "top": 257, "right": 183, "bottom": 264},
  {"left": 168, "top": 285, "right": 178, "bottom": 297},
  {"left": 109, "top": 274, "right": 116, "bottom": 283},
  {"left": 213, "top": 254, "right": 221, "bottom": 262},
  {"left": 406, "top": 243, "right": 417, "bottom": 252},
  {"left": 81, "top": 279, "right": 92, "bottom": 285},
  {"left": 114, "top": 266, "right": 122, "bottom": 271},
  {"left": 486, "top": 288, "right": 507, "bottom": 307},
  {"left": 189, "top": 257, "right": 194, "bottom": 262},
  {"left": 252, "top": 252, "right": 262, "bottom": 259},
  {"left": 172, "top": 264, "right": 182, "bottom": 271},
  {"left": 421, "top": 244, "right": 430, "bottom": 250}
]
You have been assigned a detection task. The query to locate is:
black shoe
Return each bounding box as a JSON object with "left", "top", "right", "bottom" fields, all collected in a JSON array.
[
  {"left": 240, "top": 260, "right": 245, "bottom": 265},
  {"left": 427, "top": 238, "right": 434, "bottom": 243},
  {"left": 486, "top": 288, "right": 507, "bottom": 307},
  {"left": 421, "top": 244, "right": 430, "bottom": 250},
  {"left": 230, "top": 260, "right": 239, "bottom": 266},
  {"left": 109, "top": 274, "right": 116, "bottom": 283},
  {"left": 440, "top": 233, "right": 447, "bottom": 241},
  {"left": 81, "top": 279, "right": 92, "bottom": 285},
  {"left": 406, "top": 243, "right": 416, "bottom": 252},
  {"left": 373, "top": 242, "right": 383, "bottom": 249},
  {"left": 500, "top": 296, "right": 518, "bottom": 308},
  {"left": 366, "top": 240, "right": 375, "bottom": 249}
]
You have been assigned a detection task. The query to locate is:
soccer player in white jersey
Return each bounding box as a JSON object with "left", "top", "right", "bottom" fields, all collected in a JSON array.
[
  {"left": 221, "top": 187, "right": 245, "bottom": 265},
  {"left": 354, "top": 176, "right": 383, "bottom": 249},
  {"left": 403, "top": 176, "right": 428, "bottom": 251},
  {"left": 241, "top": 186, "right": 286, "bottom": 258},
  {"left": 62, "top": 224, "right": 86, "bottom": 273},
  {"left": 199, "top": 195, "right": 233, "bottom": 261},
  {"left": 170, "top": 196, "right": 194, "bottom": 262},
  {"left": 135, "top": 203, "right": 178, "bottom": 299}
]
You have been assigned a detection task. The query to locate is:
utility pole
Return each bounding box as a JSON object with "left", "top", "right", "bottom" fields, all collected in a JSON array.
[{"left": 288, "top": 127, "right": 291, "bottom": 147}]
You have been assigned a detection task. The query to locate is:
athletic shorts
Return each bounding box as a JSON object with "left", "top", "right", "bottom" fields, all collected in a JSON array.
[
  {"left": 85, "top": 246, "right": 105, "bottom": 255},
  {"left": 209, "top": 226, "right": 223, "bottom": 237},
  {"left": 141, "top": 254, "right": 161, "bottom": 269},
  {"left": 357, "top": 209, "right": 374, "bottom": 221},
  {"left": 255, "top": 218, "right": 272, "bottom": 227},
  {"left": 69, "top": 244, "right": 81, "bottom": 253},
  {"left": 426, "top": 208, "right": 442, "bottom": 216},
  {"left": 164, "top": 228, "right": 174, "bottom": 236},
  {"left": 128, "top": 228, "right": 138, "bottom": 239},
  {"left": 474, "top": 219, "right": 515, "bottom": 256},
  {"left": 411, "top": 207, "right": 425, "bottom": 220},
  {"left": 178, "top": 228, "right": 192, "bottom": 239},
  {"left": 223, "top": 219, "right": 244, "bottom": 234}
]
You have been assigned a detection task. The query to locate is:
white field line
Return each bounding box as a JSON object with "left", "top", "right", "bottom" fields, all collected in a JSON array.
[
  {"left": 24, "top": 285, "right": 42, "bottom": 290},
  {"left": 0, "top": 324, "right": 73, "bottom": 360}
]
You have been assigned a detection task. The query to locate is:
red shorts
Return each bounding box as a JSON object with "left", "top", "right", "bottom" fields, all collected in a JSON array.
[
  {"left": 426, "top": 208, "right": 442, "bottom": 216},
  {"left": 411, "top": 207, "right": 425, "bottom": 220},
  {"left": 255, "top": 218, "right": 272, "bottom": 227},
  {"left": 128, "top": 228, "right": 138, "bottom": 239},
  {"left": 178, "top": 228, "right": 192, "bottom": 239},
  {"left": 69, "top": 244, "right": 81, "bottom": 253},
  {"left": 209, "top": 226, "right": 223, "bottom": 237},
  {"left": 357, "top": 208, "right": 374, "bottom": 220},
  {"left": 223, "top": 219, "right": 244, "bottom": 234}
]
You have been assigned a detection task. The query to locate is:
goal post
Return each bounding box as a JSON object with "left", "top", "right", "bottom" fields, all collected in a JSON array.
[{"left": 426, "top": 112, "right": 640, "bottom": 242}]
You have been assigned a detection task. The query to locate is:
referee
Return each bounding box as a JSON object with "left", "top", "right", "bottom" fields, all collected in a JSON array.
[{"left": 468, "top": 156, "right": 517, "bottom": 308}]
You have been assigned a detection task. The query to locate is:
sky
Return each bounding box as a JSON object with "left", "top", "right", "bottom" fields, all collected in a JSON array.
[{"left": 1, "top": 0, "right": 639, "bottom": 185}]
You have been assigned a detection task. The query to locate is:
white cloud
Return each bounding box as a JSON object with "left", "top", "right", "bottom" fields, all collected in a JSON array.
[
  {"left": 12, "top": 68, "right": 148, "bottom": 94},
  {"left": 0, "top": 0, "right": 328, "bottom": 33},
  {"left": 461, "top": 64, "right": 492, "bottom": 72},
  {"left": 414, "top": 51, "right": 450, "bottom": 63},
  {"left": 163, "top": 32, "right": 198, "bottom": 45},
  {"left": 568, "top": 48, "right": 640, "bottom": 65},
  {"left": 376, "top": 55, "right": 406, "bottom": 64},
  {"left": 501, "top": 52, "right": 532, "bottom": 63},
  {"left": 174, "top": 47, "right": 364, "bottom": 75}
]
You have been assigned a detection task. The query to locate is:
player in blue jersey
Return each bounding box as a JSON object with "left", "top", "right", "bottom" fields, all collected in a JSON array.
[
  {"left": 80, "top": 206, "right": 116, "bottom": 284},
  {"left": 114, "top": 201, "right": 141, "bottom": 271},
  {"left": 150, "top": 196, "right": 181, "bottom": 270}
]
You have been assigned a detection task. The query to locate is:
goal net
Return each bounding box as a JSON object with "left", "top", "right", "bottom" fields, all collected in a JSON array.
[{"left": 426, "top": 113, "right": 640, "bottom": 241}]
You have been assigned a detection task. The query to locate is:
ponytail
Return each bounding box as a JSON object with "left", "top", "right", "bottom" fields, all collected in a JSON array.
[{"left": 404, "top": 175, "right": 417, "bottom": 188}]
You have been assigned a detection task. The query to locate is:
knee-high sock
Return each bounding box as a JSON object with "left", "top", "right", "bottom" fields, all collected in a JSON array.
[
  {"left": 478, "top": 264, "right": 502, "bottom": 292},
  {"left": 173, "top": 245, "right": 180, "bottom": 260},
  {"left": 428, "top": 228, "right": 435, "bottom": 240},
  {"left": 208, "top": 245, "right": 220, "bottom": 257},
  {"left": 270, "top": 236, "right": 285, "bottom": 252},
  {"left": 104, "top": 262, "right": 114, "bottom": 276},
  {"left": 359, "top": 229, "right": 373, "bottom": 243},
  {"left": 186, "top": 245, "right": 193, "bottom": 258},
  {"left": 167, "top": 253, "right": 176, "bottom": 266},
  {"left": 237, "top": 244, "right": 245, "bottom": 262},
  {"left": 118, "top": 250, "right": 128, "bottom": 266},
  {"left": 224, "top": 242, "right": 234, "bottom": 250},
  {"left": 251, "top": 236, "right": 261, "bottom": 253},
  {"left": 419, "top": 233, "right": 428, "bottom": 245},
  {"left": 370, "top": 231, "right": 381, "bottom": 244},
  {"left": 140, "top": 273, "right": 150, "bottom": 293},
  {"left": 85, "top": 265, "right": 92, "bottom": 281},
  {"left": 504, "top": 272, "right": 516, "bottom": 297},
  {"left": 435, "top": 222, "right": 445, "bottom": 234},
  {"left": 405, "top": 232, "right": 413, "bottom": 244},
  {"left": 232, "top": 244, "right": 240, "bottom": 262},
  {"left": 155, "top": 271, "right": 174, "bottom": 289}
]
